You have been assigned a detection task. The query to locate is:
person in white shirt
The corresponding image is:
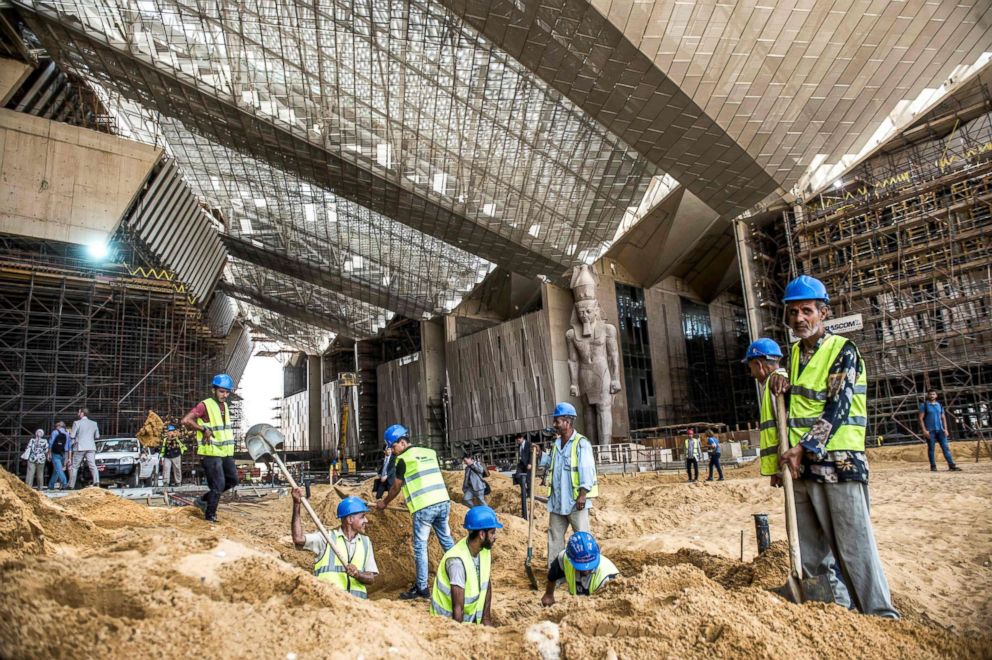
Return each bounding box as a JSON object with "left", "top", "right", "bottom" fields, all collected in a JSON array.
[{"left": 68, "top": 408, "right": 100, "bottom": 488}]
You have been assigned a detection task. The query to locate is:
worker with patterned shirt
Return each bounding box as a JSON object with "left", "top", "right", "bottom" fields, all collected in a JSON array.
[{"left": 768, "top": 276, "right": 899, "bottom": 618}]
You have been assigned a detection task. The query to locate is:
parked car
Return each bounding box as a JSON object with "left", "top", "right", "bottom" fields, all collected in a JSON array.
[{"left": 76, "top": 437, "right": 142, "bottom": 488}]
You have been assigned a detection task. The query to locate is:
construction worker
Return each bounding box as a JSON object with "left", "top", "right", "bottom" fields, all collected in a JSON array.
[
  {"left": 546, "top": 402, "right": 598, "bottom": 568},
  {"left": 541, "top": 531, "right": 618, "bottom": 606},
  {"left": 182, "top": 374, "right": 238, "bottom": 523},
  {"left": 430, "top": 505, "right": 501, "bottom": 624},
  {"left": 767, "top": 275, "right": 899, "bottom": 619},
  {"left": 160, "top": 424, "right": 187, "bottom": 487},
  {"left": 292, "top": 491, "right": 377, "bottom": 598},
  {"left": 375, "top": 424, "right": 454, "bottom": 600},
  {"left": 684, "top": 428, "right": 701, "bottom": 482},
  {"left": 918, "top": 389, "right": 961, "bottom": 472},
  {"left": 743, "top": 337, "right": 789, "bottom": 487}
]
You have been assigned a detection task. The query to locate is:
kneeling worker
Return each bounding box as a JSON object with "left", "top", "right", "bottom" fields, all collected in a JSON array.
[
  {"left": 541, "top": 531, "right": 618, "bottom": 606},
  {"left": 291, "top": 490, "right": 377, "bottom": 598},
  {"left": 431, "top": 505, "right": 501, "bottom": 625}
]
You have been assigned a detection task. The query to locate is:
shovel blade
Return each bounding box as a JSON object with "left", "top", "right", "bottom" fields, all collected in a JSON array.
[{"left": 801, "top": 575, "right": 835, "bottom": 603}]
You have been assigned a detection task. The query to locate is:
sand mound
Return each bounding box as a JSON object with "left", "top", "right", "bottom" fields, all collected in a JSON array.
[
  {"left": 0, "top": 467, "right": 106, "bottom": 557},
  {"left": 868, "top": 442, "right": 987, "bottom": 464},
  {"left": 59, "top": 487, "right": 166, "bottom": 528}
]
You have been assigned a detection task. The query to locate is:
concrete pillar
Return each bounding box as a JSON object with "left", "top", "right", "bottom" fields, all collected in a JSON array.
[
  {"left": 421, "top": 319, "right": 446, "bottom": 451},
  {"left": 444, "top": 315, "right": 458, "bottom": 343},
  {"left": 733, "top": 219, "right": 762, "bottom": 342},
  {"left": 308, "top": 354, "right": 322, "bottom": 454},
  {"left": 542, "top": 280, "right": 574, "bottom": 414}
]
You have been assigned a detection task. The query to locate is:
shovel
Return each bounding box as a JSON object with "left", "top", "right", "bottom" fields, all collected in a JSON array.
[
  {"left": 525, "top": 444, "right": 539, "bottom": 590},
  {"left": 245, "top": 424, "right": 348, "bottom": 567},
  {"left": 773, "top": 395, "right": 834, "bottom": 604}
]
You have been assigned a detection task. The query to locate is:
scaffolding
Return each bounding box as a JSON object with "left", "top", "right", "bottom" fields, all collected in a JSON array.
[
  {"left": 0, "top": 237, "right": 228, "bottom": 471},
  {"left": 786, "top": 104, "right": 992, "bottom": 441}
]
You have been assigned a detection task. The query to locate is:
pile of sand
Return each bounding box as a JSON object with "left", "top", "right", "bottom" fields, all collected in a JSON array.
[
  {"left": 1, "top": 463, "right": 989, "bottom": 659},
  {"left": 59, "top": 487, "right": 167, "bottom": 529}
]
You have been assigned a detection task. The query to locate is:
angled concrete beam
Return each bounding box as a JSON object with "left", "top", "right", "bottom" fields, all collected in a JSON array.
[{"left": 219, "top": 281, "right": 371, "bottom": 339}]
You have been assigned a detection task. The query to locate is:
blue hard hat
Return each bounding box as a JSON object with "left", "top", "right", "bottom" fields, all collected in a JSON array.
[
  {"left": 742, "top": 338, "right": 784, "bottom": 363},
  {"left": 552, "top": 402, "right": 577, "bottom": 418},
  {"left": 211, "top": 373, "right": 235, "bottom": 390},
  {"left": 464, "top": 505, "right": 503, "bottom": 531},
  {"left": 566, "top": 531, "right": 601, "bottom": 571},
  {"left": 336, "top": 496, "right": 369, "bottom": 519},
  {"left": 782, "top": 275, "right": 829, "bottom": 303},
  {"left": 384, "top": 424, "right": 409, "bottom": 447},
  {"left": 166, "top": 424, "right": 177, "bottom": 431}
]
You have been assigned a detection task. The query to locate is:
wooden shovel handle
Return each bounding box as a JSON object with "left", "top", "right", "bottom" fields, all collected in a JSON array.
[{"left": 774, "top": 393, "right": 804, "bottom": 581}]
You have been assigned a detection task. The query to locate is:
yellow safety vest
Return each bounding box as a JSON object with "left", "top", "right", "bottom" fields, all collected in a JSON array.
[
  {"left": 196, "top": 398, "right": 234, "bottom": 457},
  {"left": 788, "top": 335, "right": 868, "bottom": 452},
  {"left": 561, "top": 553, "right": 619, "bottom": 595},
  {"left": 313, "top": 530, "right": 371, "bottom": 599},
  {"left": 399, "top": 446, "right": 449, "bottom": 513},
  {"left": 430, "top": 538, "right": 491, "bottom": 623},
  {"left": 757, "top": 369, "right": 788, "bottom": 476},
  {"left": 547, "top": 434, "right": 599, "bottom": 499},
  {"left": 684, "top": 437, "right": 700, "bottom": 459}
]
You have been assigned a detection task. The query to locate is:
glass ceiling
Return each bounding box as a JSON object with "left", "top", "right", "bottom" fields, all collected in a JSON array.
[{"left": 21, "top": 0, "right": 661, "bottom": 345}]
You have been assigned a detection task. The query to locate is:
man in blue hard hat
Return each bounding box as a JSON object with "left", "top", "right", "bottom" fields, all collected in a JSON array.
[
  {"left": 743, "top": 338, "right": 789, "bottom": 488},
  {"left": 767, "top": 275, "right": 899, "bottom": 618},
  {"left": 375, "top": 423, "right": 455, "bottom": 600},
  {"left": 541, "top": 531, "right": 618, "bottom": 606},
  {"left": 292, "top": 491, "right": 378, "bottom": 599},
  {"left": 430, "top": 505, "right": 501, "bottom": 625},
  {"left": 182, "top": 373, "right": 238, "bottom": 523},
  {"left": 546, "top": 402, "right": 599, "bottom": 568},
  {"left": 160, "top": 424, "right": 187, "bottom": 487}
]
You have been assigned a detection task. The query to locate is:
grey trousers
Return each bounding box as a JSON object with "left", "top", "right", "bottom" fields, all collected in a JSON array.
[
  {"left": 69, "top": 450, "right": 99, "bottom": 487},
  {"left": 793, "top": 480, "right": 900, "bottom": 618},
  {"left": 25, "top": 461, "right": 45, "bottom": 489},
  {"left": 161, "top": 455, "right": 182, "bottom": 485},
  {"left": 462, "top": 490, "right": 486, "bottom": 507},
  {"left": 547, "top": 508, "right": 590, "bottom": 568}
]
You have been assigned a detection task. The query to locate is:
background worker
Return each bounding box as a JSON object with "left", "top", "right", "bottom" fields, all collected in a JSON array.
[
  {"left": 768, "top": 275, "right": 899, "bottom": 619},
  {"left": 743, "top": 338, "right": 789, "bottom": 487},
  {"left": 375, "top": 424, "right": 454, "bottom": 600},
  {"left": 160, "top": 424, "right": 187, "bottom": 487},
  {"left": 706, "top": 429, "right": 724, "bottom": 481},
  {"left": 541, "top": 531, "right": 618, "bottom": 606},
  {"left": 546, "top": 402, "right": 598, "bottom": 568},
  {"left": 461, "top": 451, "right": 488, "bottom": 507},
  {"left": 430, "top": 505, "right": 501, "bottom": 625},
  {"left": 47, "top": 421, "right": 70, "bottom": 490},
  {"left": 918, "top": 389, "right": 961, "bottom": 472},
  {"left": 514, "top": 433, "right": 532, "bottom": 519},
  {"left": 684, "top": 428, "right": 701, "bottom": 482},
  {"left": 182, "top": 374, "right": 238, "bottom": 523},
  {"left": 292, "top": 491, "right": 377, "bottom": 598}
]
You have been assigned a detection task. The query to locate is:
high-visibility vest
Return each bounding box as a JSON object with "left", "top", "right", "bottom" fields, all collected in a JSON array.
[
  {"left": 788, "top": 335, "right": 868, "bottom": 452},
  {"left": 313, "top": 529, "right": 372, "bottom": 599},
  {"left": 758, "top": 368, "right": 789, "bottom": 476},
  {"left": 561, "top": 552, "right": 619, "bottom": 595},
  {"left": 196, "top": 398, "right": 234, "bottom": 457},
  {"left": 399, "top": 447, "right": 449, "bottom": 513},
  {"left": 547, "top": 434, "right": 599, "bottom": 499},
  {"left": 430, "top": 538, "right": 491, "bottom": 623},
  {"left": 684, "top": 437, "right": 700, "bottom": 460}
]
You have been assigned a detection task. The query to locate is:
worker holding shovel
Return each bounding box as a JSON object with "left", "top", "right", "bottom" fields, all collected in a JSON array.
[
  {"left": 291, "top": 490, "right": 378, "bottom": 599},
  {"left": 764, "top": 276, "right": 900, "bottom": 619}
]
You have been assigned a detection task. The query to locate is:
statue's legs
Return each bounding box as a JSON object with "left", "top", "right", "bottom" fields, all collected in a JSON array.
[
  {"left": 583, "top": 402, "right": 598, "bottom": 445},
  {"left": 597, "top": 404, "right": 613, "bottom": 446}
]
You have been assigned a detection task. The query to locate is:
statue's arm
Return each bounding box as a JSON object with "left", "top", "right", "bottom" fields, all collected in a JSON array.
[
  {"left": 566, "top": 329, "right": 579, "bottom": 395},
  {"left": 606, "top": 325, "right": 621, "bottom": 393}
]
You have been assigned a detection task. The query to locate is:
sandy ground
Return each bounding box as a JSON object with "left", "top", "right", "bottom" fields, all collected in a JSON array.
[{"left": 1, "top": 442, "right": 989, "bottom": 659}]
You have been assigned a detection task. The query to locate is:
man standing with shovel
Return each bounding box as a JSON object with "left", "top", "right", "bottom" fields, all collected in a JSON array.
[{"left": 766, "top": 276, "right": 900, "bottom": 619}]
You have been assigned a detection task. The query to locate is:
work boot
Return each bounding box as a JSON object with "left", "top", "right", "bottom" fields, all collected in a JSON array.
[
  {"left": 399, "top": 585, "right": 429, "bottom": 600},
  {"left": 194, "top": 497, "right": 208, "bottom": 516},
  {"left": 930, "top": 466, "right": 938, "bottom": 472},
  {"left": 205, "top": 516, "right": 218, "bottom": 524},
  {"left": 705, "top": 477, "right": 714, "bottom": 482},
  {"left": 949, "top": 465, "right": 962, "bottom": 471}
]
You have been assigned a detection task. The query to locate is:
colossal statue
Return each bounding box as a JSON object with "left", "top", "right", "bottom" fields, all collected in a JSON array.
[{"left": 565, "top": 265, "right": 621, "bottom": 445}]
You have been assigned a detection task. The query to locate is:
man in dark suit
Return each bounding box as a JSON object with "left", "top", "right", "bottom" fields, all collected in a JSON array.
[
  {"left": 373, "top": 445, "right": 396, "bottom": 499},
  {"left": 514, "top": 434, "right": 532, "bottom": 519}
]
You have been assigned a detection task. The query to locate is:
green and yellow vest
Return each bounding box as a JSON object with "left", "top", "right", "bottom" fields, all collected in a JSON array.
[
  {"left": 313, "top": 529, "right": 372, "bottom": 599},
  {"left": 399, "top": 446, "right": 449, "bottom": 513},
  {"left": 430, "top": 538, "right": 491, "bottom": 623},
  {"left": 196, "top": 398, "right": 234, "bottom": 457},
  {"left": 547, "top": 434, "right": 599, "bottom": 499},
  {"left": 758, "top": 368, "right": 788, "bottom": 476},
  {"left": 788, "top": 335, "right": 868, "bottom": 452},
  {"left": 561, "top": 552, "right": 619, "bottom": 595}
]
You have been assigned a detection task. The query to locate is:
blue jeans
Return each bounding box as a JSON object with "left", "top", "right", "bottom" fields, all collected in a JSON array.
[
  {"left": 927, "top": 430, "right": 955, "bottom": 468},
  {"left": 708, "top": 453, "right": 724, "bottom": 479},
  {"left": 412, "top": 501, "right": 454, "bottom": 590},
  {"left": 48, "top": 454, "right": 68, "bottom": 489}
]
